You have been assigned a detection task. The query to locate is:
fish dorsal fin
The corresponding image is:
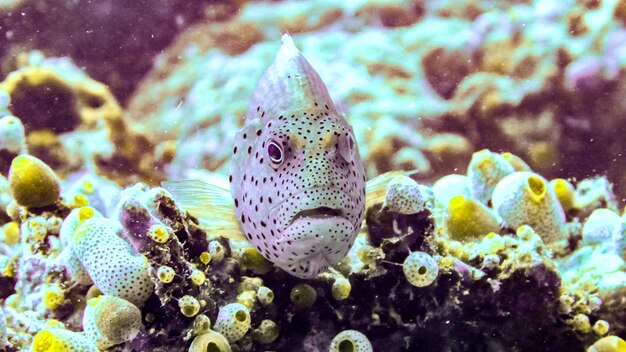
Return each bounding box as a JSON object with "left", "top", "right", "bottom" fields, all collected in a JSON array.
[
  {"left": 247, "top": 33, "right": 336, "bottom": 121},
  {"left": 161, "top": 179, "right": 246, "bottom": 241},
  {"left": 365, "top": 170, "right": 418, "bottom": 210}
]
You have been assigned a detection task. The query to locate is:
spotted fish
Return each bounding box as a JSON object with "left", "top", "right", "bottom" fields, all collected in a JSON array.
[{"left": 165, "top": 34, "right": 399, "bottom": 279}]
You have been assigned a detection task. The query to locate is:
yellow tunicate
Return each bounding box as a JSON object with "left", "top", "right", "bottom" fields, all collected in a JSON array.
[
  {"left": 78, "top": 207, "right": 95, "bottom": 222},
  {"left": 550, "top": 178, "right": 575, "bottom": 212},
  {"left": 403, "top": 251, "right": 439, "bottom": 287},
  {"left": 45, "top": 319, "right": 65, "bottom": 329},
  {"left": 81, "top": 180, "right": 94, "bottom": 195},
  {"left": 8, "top": 155, "right": 60, "bottom": 208},
  {"left": 445, "top": 195, "right": 500, "bottom": 242},
  {"left": 571, "top": 313, "right": 591, "bottom": 334},
  {"left": 240, "top": 247, "right": 273, "bottom": 275},
  {"left": 157, "top": 266, "right": 175, "bottom": 283},
  {"left": 257, "top": 286, "right": 274, "bottom": 306},
  {"left": 32, "top": 329, "right": 68, "bottom": 351},
  {"left": 501, "top": 152, "right": 532, "bottom": 172},
  {"left": 587, "top": 336, "right": 626, "bottom": 352},
  {"left": 32, "top": 328, "right": 98, "bottom": 352},
  {"left": 179, "top": 295, "right": 201, "bottom": 317},
  {"left": 448, "top": 241, "right": 469, "bottom": 261},
  {"left": 482, "top": 233, "right": 506, "bottom": 254},
  {"left": 71, "top": 194, "right": 89, "bottom": 208},
  {"left": 237, "top": 290, "right": 256, "bottom": 310},
  {"left": 189, "top": 330, "right": 232, "bottom": 352},
  {"left": 331, "top": 277, "right": 351, "bottom": 301},
  {"left": 438, "top": 256, "right": 454, "bottom": 271},
  {"left": 290, "top": 284, "right": 317, "bottom": 309},
  {"left": 593, "top": 320, "right": 610, "bottom": 336},
  {"left": 193, "top": 314, "right": 211, "bottom": 335},
  {"left": 252, "top": 319, "right": 280, "bottom": 344},
  {"left": 2, "top": 222, "right": 20, "bottom": 245},
  {"left": 148, "top": 224, "right": 170, "bottom": 244},
  {"left": 190, "top": 269, "right": 206, "bottom": 286},
  {"left": 43, "top": 285, "right": 65, "bottom": 310},
  {"left": 199, "top": 251, "right": 211, "bottom": 265}
]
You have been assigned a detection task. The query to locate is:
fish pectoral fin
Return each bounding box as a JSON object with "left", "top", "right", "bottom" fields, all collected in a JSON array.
[
  {"left": 365, "top": 170, "right": 418, "bottom": 210},
  {"left": 161, "top": 179, "right": 247, "bottom": 242}
]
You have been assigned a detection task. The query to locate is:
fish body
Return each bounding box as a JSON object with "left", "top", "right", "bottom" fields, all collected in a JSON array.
[{"left": 228, "top": 34, "right": 366, "bottom": 278}]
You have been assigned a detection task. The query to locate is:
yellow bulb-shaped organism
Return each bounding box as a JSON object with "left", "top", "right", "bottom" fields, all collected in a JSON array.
[{"left": 8, "top": 155, "right": 60, "bottom": 207}]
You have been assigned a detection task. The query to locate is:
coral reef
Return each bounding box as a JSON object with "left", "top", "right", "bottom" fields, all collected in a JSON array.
[{"left": 1, "top": 0, "right": 626, "bottom": 351}]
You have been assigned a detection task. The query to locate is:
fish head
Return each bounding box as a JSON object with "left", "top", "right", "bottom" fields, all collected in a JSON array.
[{"left": 229, "top": 35, "right": 366, "bottom": 278}]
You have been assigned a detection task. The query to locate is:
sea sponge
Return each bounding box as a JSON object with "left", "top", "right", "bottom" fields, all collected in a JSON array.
[
  {"left": 240, "top": 247, "right": 273, "bottom": 275},
  {"left": 213, "top": 303, "right": 251, "bottom": 343},
  {"left": 72, "top": 218, "right": 153, "bottom": 306},
  {"left": 383, "top": 175, "right": 426, "bottom": 214},
  {"left": 251, "top": 319, "right": 279, "bottom": 344},
  {"left": 157, "top": 265, "right": 175, "bottom": 284},
  {"left": 59, "top": 207, "right": 103, "bottom": 248},
  {"left": 467, "top": 149, "right": 515, "bottom": 204},
  {"left": 43, "top": 284, "right": 65, "bottom": 310},
  {"left": 501, "top": 152, "right": 532, "bottom": 172},
  {"left": 0, "top": 115, "right": 26, "bottom": 155},
  {"left": 147, "top": 223, "right": 170, "bottom": 243},
  {"left": 8, "top": 155, "right": 60, "bottom": 207},
  {"left": 208, "top": 241, "right": 225, "bottom": 263},
  {"left": 188, "top": 330, "right": 232, "bottom": 352},
  {"left": 403, "top": 251, "right": 439, "bottom": 287},
  {"left": 31, "top": 328, "right": 98, "bottom": 352},
  {"left": 582, "top": 209, "right": 620, "bottom": 246},
  {"left": 290, "top": 283, "right": 317, "bottom": 309},
  {"left": 83, "top": 295, "right": 143, "bottom": 349},
  {"left": 0, "top": 307, "right": 5, "bottom": 348},
  {"left": 550, "top": 178, "right": 576, "bottom": 212},
  {"left": 332, "top": 276, "right": 352, "bottom": 301},
  {"left": 492, "top": 172, "right": 567, "bottom": 245},
  {"left": 189, "top": 269, "right": 206, "bottom": 286},
  {"left": 179, "top": 295, "right": 201, "bottom": 318},
  {"left": 592, "top": 320, "right": 610, "bottom": 336},
  {"left": 432, "top": 174, "right": 472, "bottom": 208},
  {"left": 1, "top": 221, "right": 20, "bottom": 245},
  {"left": 257, "top": 286, "right": 274, "bottom": 306},
  {"left": 445, "top": 195, "right": 500, "bottom": 242},
  {"left": 587, "top": 336, "right": 626, "bottom": 352},
  {"left": 329, "top": 330, "right": 373, "bottom": 352},
  {"left": 193, "top": 314, "right": 211, "bottom": 335}
]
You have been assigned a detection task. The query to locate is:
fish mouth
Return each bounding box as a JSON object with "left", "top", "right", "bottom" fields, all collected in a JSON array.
[{"left": 289, "top": 207, "right": 343, "bottom": 226}]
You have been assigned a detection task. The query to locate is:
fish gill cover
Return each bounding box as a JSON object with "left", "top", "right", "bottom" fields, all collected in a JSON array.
[{"left": 0, "top": 0, "right": 626, "bottom": 351}]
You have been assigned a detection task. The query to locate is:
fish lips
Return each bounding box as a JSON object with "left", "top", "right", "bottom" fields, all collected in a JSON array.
[
  {"left": 271, "top": 188, "right": 354, "bottom": 234},
  {"left": 274, "top": 215, "right": 355, "bottom": 267}
]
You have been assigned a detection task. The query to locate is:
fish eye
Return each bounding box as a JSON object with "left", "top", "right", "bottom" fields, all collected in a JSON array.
[
  {"left": 339, "top": 133, "right": 356, "bottom": 162},
  {"left": 268, "top": 140, "right": 283, "bottom": 165}
]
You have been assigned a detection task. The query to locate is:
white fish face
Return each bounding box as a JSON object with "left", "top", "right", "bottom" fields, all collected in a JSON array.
[{"left": 228, "top": 35, "right": 366, "bottom": 278}]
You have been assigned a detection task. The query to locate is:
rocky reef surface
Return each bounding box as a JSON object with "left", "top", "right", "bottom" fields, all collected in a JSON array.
[{"left": 0, "top": 0, "right": 626, "bottom": 351}]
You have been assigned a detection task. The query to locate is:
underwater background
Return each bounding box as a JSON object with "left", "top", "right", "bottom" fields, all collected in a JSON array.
[{"left": 1, "top": 0, "right": 626, "bottom": 351}]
